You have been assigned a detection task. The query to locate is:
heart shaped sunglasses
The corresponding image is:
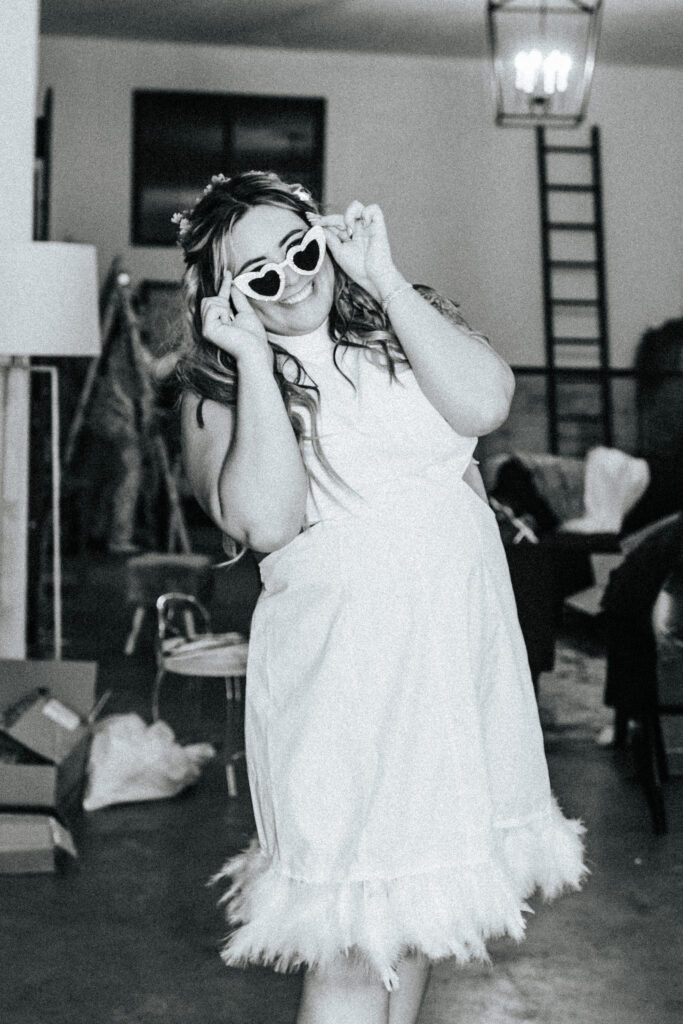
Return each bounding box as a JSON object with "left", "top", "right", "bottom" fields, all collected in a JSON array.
[{"left": 232, "top": 224, "right": 327, "bottom": 302}]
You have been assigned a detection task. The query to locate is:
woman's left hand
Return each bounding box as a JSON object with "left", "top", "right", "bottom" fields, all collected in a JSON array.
[{"left": 307, "top": 201, "right": 401, "bottom": 303}]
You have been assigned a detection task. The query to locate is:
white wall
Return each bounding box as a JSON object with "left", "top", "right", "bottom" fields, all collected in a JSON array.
[{"left": 39, "top": 35, "right": 682, "bottom": 367}]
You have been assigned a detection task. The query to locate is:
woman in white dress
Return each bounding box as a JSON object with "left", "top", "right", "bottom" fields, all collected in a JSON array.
[{"left": 175, "top": 172, "right": 587, "bottom": 1024}]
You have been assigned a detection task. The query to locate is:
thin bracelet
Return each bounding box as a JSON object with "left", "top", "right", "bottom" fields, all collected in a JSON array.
[{"left": 381, "top": 281, "right": 413, "bottom": 315}]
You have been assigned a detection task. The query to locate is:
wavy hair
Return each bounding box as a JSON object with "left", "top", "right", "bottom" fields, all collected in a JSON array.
[
  {"left": 173, "top": 171, "right": 411, "bottom": 479},
  {"left": 172, "top": 169, "right": 488, "bottom": 510}
]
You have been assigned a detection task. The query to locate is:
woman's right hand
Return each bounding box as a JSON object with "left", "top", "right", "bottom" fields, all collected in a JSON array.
[{"left": 200, "top": 272, "right": 270, "bottom": 363}]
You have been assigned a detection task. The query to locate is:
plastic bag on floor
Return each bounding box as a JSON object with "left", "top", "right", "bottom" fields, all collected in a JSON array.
[{"left": 83, "top": 713, "right": 215, "bottom": 811}]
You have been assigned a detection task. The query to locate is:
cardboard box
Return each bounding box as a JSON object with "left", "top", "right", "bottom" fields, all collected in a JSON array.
[
  {"left": 0, "top": 812, "right": 77, "bottom": 874},
  {"left": 0, "top": 659, "right": 98, "bottom": 811}
]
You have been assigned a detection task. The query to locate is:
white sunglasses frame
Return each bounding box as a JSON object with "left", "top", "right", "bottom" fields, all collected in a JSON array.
[{"left": 232, "top": 224, "right": 327, "bottom": 302}]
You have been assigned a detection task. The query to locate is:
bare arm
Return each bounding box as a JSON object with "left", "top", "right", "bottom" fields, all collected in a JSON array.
[
  {"left": 180, "top": 278, "right": 308, "bottom": 553},
  {"left": 375, "top": 272, "right": 515, "bottom": 437},
  {"left": 314, "top": 203, "right": 515, "bottom": 438}
]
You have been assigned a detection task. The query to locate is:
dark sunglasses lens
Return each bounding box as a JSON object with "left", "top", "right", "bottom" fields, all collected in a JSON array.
[
  {"left": 292, "top": 237, "right": 321, "bottom": 272},
  {"left": 249, "top": 269, "right": 281, "bottom": 297}
]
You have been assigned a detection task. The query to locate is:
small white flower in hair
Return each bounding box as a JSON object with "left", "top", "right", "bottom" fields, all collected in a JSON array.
[
  {"left": 171, "top": 212, "right": 192, "bottom": 238},
  {"left": 204, "top": 173, "right": 230, "bottom": 194},
  {"left": 292, "top": 185, "right": 311, "bottom": 202}
]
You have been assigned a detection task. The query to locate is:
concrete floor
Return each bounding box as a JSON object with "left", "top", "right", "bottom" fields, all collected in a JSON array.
[{"left": 2, "top": 549, "right": 682, "bottom": 1024}]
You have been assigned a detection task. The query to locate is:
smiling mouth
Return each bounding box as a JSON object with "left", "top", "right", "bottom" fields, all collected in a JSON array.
[{"left": 280, "top": 281, "right": 314, "bottom": 306}]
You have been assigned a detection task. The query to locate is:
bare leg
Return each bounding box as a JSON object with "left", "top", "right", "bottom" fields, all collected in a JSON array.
[
  {"left": 296, "top": 955, "right": 390, "bottom": 1024},
  {"left": 388, "top": 953, "right": 431, "bottom": 1024},
  {"left": 108, "top": 442, "right": 143, "bottom": 552}
]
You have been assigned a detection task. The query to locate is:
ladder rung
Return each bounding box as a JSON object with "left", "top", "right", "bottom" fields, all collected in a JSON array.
[
  {"left": 555, "top": 363, "right": 601, "bottom": 375},
  {"left": 548, "top": 221, "right": 596, "bottom": 231},
  {"left": 546, "top": 184, "right": 594, "bottom": 193},
  {"left": 557, "top": 413, "right": 603, "bottom": 424},
  {"left": 550, "top": 260, "right": 599, "bottom": 270},
  {"left": 553, "top": 337, "right": 602, "bottom": 345},
  {"left": 552, "top": 298, "right": 600, "bottom": 307},
  {"left": 544, "top": 145, "right": 592, "bottom": 154}
]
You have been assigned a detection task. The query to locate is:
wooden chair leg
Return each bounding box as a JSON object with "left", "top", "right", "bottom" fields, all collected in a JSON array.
[
  {"left": 224, "top": 677, "right": 246, "bottom": 797},
  {"left": 151, "top": 667, "right": 166, "bottom": 722},
  {"left": 225, "top": 676, "right": 245, "bottom": 723},
  {"left": 124, "top": 605, "right": 146, "bottom": 656},
  {"left": 635, "top": 713, "right": 668, "bottom": 836},
  {"left": 653, "top": 713, "right": 670, "bottom": 783},
  {"left": 225, "top": 752, "right": 245, "bottom": 798},
  {"left": 226, "top": 762, "right": 238, "bottom": 798}
]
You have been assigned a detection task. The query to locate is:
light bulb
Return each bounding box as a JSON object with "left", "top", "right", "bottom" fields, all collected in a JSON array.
[
  {"left": 543, "top": 50, "right": 572, "bottom": 94},
  {"left": 514, "top": 48, "right": 572, "bottom": 96},
  {"left": 514, "top": 49, "right": 543, "bottom": 94}
]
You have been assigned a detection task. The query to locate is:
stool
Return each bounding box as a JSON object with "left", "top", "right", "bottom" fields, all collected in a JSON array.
[{"left": 124, "top": 552, "right": 213, "bottom": 655}]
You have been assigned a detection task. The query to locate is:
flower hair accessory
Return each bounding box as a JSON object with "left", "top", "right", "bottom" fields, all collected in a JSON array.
[
  {"left": 171, "top": 211, "right": 192, "bottom": 241},
  {"left": 204, "top": 173, "right": 230, "bottom": 195},
  {"left": 291, "top": 184, "right": 311, "bottom": 202}
]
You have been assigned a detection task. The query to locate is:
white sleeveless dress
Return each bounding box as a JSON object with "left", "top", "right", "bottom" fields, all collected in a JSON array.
[{"left": 214, "top": 322, "right": 586, "bottom": 989}]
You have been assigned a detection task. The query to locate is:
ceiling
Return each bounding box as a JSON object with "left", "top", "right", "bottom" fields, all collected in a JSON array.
[{"left": 41, "top": 0, "right": 683, "bottom": 68}]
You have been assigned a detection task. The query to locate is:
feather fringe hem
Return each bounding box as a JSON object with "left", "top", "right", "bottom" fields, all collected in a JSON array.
[{"left": 211, "top": 796, "right": 587, "bottom": 991}]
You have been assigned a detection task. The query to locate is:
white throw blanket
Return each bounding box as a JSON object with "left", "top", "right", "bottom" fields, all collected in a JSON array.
[{"left": 561, "top": 446, "right": 650, "bottom": 534}]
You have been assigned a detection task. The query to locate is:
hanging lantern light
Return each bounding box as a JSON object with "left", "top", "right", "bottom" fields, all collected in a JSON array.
[{"left": 487, "top": 0, "right": 604, "bottom": 127}]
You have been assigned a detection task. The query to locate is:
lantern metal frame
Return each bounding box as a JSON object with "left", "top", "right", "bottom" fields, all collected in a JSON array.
[{"left": 487, "top": 0, "right": 604, "bottom": 128}]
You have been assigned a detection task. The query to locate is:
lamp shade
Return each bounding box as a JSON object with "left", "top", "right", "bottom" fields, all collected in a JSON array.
[
  {"left": 487, "top": 0, "right": 603, "bottom": 128},
  {"left": 0, "top": 242, "right": 100, "bottom": 357}
]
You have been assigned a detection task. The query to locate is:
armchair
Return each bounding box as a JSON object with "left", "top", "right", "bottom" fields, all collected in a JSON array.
[{"left": 602, "top": 513, "right": 683, "bottom": 833}]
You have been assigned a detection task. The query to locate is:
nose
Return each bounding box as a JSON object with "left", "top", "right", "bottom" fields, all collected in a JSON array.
[{"left": 282, "top": 262, "right": 301, "bottom": 291}]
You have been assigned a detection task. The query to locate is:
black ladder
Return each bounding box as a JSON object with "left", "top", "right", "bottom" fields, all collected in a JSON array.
[{"left": 536, "top": 125, "right": 612, "bottom": 455}]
